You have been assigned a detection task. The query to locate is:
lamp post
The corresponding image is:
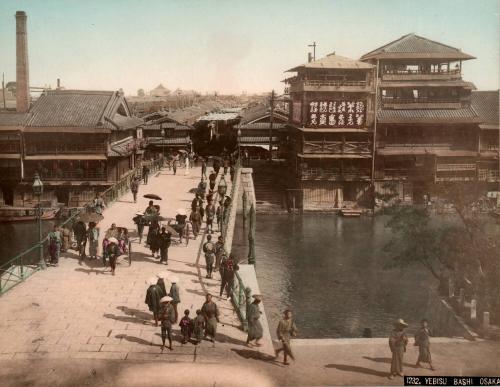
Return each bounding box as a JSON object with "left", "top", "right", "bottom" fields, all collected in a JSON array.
[
  {"left": 237, "top": 128, "right": 242, "bottom": 162},
  {"left": 32, "top": 173, "right": 46, "bottom": 269},
  {"left": 160, "top": 128, "right": 165, "bottom": 168}
]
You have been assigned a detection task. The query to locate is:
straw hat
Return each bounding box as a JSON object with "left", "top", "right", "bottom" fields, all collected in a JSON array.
[
  {"left": 170, "top": 276, "right": 179, "bottom": 284},
  {"left": 146, "top": 277, "right": 157, "bottom": 286},
  {"left": 157, "top": 271, "right": 169, "bottom": 279},
  {"left": 135, "top": 212, "right": 144, "bottom": 216},
  {"left": 394, "top": 318, "right": 408, "bottom": 327},
  {"left": 108, "top": 237, "right": 118, "bottom": 244},
  {"left": 160, "top": 296, "right": 173, "bottom": 303}
]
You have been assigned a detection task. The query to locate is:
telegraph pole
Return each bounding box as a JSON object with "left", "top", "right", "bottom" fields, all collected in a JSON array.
[
  {"left": 268, "top": 90, "right": 275, "bottom": 162},
  {"left": 308, "top": 41, "right": 317, "bottom": 61},
  {"left": 2, "top": 73, "right": 6, "bottom": 109}
]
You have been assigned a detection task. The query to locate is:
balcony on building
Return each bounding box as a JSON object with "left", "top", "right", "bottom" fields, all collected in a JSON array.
[
  {"left": 25, "top": 160, "right": 107, "bottom": 181},
  {"left": 297, "top": 158, "right": 372, "bottom": 181},
  {"left": 380, "top": 87, "right": 468, "bottom": 109},
  {"left": 380, "top": 61, "right": 463, "bottom": 81}
]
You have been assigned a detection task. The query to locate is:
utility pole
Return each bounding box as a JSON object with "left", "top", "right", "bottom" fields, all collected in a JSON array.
[
  {"left": 269, "top": 90, "right": 275, "bottom": 162},
  {"left": 308, "top": 41, "right": 317, "bottom": 61},
  {"left": 2, "top": 73, "right": 6, "bottom": 109}
]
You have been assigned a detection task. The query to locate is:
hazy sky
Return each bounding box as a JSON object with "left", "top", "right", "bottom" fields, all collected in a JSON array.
[{"left": 0, "top": 0, "right": 498, "bottom": 95}]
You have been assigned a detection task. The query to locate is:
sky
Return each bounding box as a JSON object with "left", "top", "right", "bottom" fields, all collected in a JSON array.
[{"left": 0, "top": 0, "right": 498, "bottom": 95}]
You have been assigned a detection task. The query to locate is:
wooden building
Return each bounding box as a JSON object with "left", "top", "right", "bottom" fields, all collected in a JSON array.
[
  {"left": 0, "top": 89, "right": 144, "bottom": 207},
  {"left": 142, "top": 114, "right": 193, "bottom": 158},
  {"left": 285, "top": 53, "right": 376, "bottom": 210},
  {"left": 361, "top": 34, "right": 481, "bottom": 204}
]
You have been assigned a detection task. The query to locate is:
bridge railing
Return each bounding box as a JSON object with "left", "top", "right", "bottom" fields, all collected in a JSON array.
[{"left": 0, "top": 159, "right": 161, "bottom": 296}]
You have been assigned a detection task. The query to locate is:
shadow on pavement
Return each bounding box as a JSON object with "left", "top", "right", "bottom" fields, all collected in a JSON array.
[
  {"left": 117, "top": 306, "right": 154, "bottom": 321},
  {"left": 231, "top": 348, "right": 281, "bottom": 366},
  {"left": 166, "top": 268, "right": 198, "bottom": 277},
  {"left": 363, "top": 356, "right": 420, "bottom": 369},
  {"left": 103, "top": 313, "right": 149, "bottom": 325},
  {"left": 215, "top": 332, "right": 247, "bottom": 346},
  {"left": 325, "top": 363, "right": 388, "bottom": 378},
  {"left": 115, "top": 334, "right": 156, "bottom": 346},
  {"left": 74, "top": 267, "right": 106, "bottom": 275}
]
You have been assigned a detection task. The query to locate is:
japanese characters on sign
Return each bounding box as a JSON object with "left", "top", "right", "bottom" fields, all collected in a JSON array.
[
  {"left": 292, "top": 100, "right": 302, "bottom": 123},
  {"left": 308, "top": 100, "right": 366, "bottom": 128}
]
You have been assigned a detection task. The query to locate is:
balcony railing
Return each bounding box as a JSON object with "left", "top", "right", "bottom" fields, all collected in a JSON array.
[
  {"left": 26, "top": 169, "right": 107, "bottom": 181},
  {"left": 303, "top": 141, "right": 372, "bottom": 154},
  {"left": 382, "top": 69, "right": 461, "bottom": 76},
  {"left": 26, "top": 143, "right": 107, "bottom": 155},
  {"left": 436, "top": 163, "right": 476, "bottom": 172},
  {"left": 374, "top": 169, "right": 409, "bottom": 180},
  {"left": 377, "top": 141, "right": 474, "bottom": 150},
  {"left": 0, "top": 142, "right": 21, "bottom": 153},
  {"left": 303, "top": 80, "right": 369, "bottom": 87},
  {"left": 299, "top": 168, "right": 371, "bottom": 180},
  {"left": 480, "top": 144, "right": 499, "bottom": 152},
  {"left": 289, "top": 79, "right": 372, "bottom": 92}
]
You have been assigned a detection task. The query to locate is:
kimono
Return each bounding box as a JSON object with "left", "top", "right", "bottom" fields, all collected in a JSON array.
[
  {"left": 169, "top": 283, "right": 181, "bottom": 322},
  {"left": 87, "top": 227, "right": 99, "bottom": 258},
  {"left": 277, "top": 318, "right": 298, "bottom": 360},
  {"left": 201, "top": 301, "right": 219, "bottom": 338},
  {"left": 247, "top": 302, "right": 263, "bottom": 341},
  {"left": 61, "top": 227, "right": 70, "bottom": 252},
  {"left": 156, "top": 278, "right": 167, "bottom": 298},
  {"left": 159, "top": 303, "right": 176, "bottom": 342},
  {"left": 147, "top": 221, "right": 160, "bottom": 254},
  {"left": 145, "top": 284, "right": 162, "bottom": 319},
  {"left": 414, "top": 327, "right": 432, "bottom": 363},
  {"left": 190, "top": 210, "right": 202, "bottom": 237},
  {"left": 48, "top": 230, "right": 62, "bottom": 264},
  {"left": 193, "top": 314, "right": 205, "bottom": 342},
  {"left": 93, "top": 197, "right": 105, "bottom": 215},
  {"left": 389, "top": 329, "right": 408, "bottom": 375},
  {"left": 179, "top": 316, "right": 193, "bottom": 343}
]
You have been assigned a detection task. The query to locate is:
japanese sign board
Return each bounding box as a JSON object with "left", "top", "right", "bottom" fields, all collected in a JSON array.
[{"left": 308, "top": 100, "right": 366, "bottom": 128}]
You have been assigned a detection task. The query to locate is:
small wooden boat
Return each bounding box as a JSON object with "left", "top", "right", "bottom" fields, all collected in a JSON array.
[
  {"left": 340, "top": 208, "right": 363, "bottom": 217},
  {"left": 0, "top": 206, "right": 59, "bottom": 222}
]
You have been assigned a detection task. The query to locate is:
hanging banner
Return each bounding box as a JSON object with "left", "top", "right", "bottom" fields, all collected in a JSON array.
[{"left": 308, "top": 100, "right": 366, "bottom": 128}]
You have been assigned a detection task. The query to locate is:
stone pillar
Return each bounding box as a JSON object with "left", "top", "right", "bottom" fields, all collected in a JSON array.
[
  {"left": 470, "top": 299, "right": 477, "bottom": 320},
  {"left": 15, "top": 11, "right": 30, "bottom": 113}
]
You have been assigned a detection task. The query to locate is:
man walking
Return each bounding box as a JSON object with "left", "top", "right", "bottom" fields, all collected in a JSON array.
[
  {"left": 142, "top": 163, "right": 150, "bottom": 184},
  {"left": 275, "top": 309, "right": 298, "bottom": 365},
  {"left": 169, "top": 276, "right": 181, "bottom": 323},
  {"left": 208, "top": 170, "right": 217, "bottom": 191},
  {"left": 48, "top": 225, "right": 62, "bottom": 267},
  {"left": 201, "top": 157, "right": 207, "bottom": 179},
  {"left": 415, "top": 319, "right": 434, "bottom": 370},
  {"left": 246, "top": 294, "right": 264, "bottom": 347},
  {"left": 172, "top": 155, "right": 178, "bottom": 175},
  {"left": 205, "top": 201, "right": 215, "bottom": 234},
  {"left": 388, "top": 318, "right": 409, "bottom": 379},
  {"left": 130, "top": 176, "right": 140, "bottom": 203},
  {"left": 159, "top": 296, "right": 175, "bottom": 351},
  {"left": 214, "top": 235, "right": 225, "bottom": 271},
  {"left": 158, "top": 227, "right": 171, "bottom": 264},
  {"left": 145, "top": 277, "right": 162, "bottom": 326},
  {"left": 73, "top": 220, "right": 87, "bottom": 261},
  {"left": 203, "top": 235, "right": 216, "bottom": 279},
  {"left": 201, "top": 293, "right": 219, "bottom": 343},
  {"left": 219, "top": 253, "right": 239, "bottom": 300}
]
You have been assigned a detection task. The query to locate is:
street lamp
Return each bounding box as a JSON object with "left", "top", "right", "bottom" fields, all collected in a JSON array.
[
  {"left": 160, "top": 128, "right": 165, "bottom": 168},
  {"left": 32, "top": 172, "right": 46, "bottom": 269},
  {"left": 237, "top": 128, "right": 242, "bottom": 162},
  {"left": 218, "top": 174, "right": 227, "bottom": 197}
]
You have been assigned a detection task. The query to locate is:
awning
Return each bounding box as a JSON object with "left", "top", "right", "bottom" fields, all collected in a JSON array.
[
  {"left": 24, "top": 155, "right": 107, "bottom": 160},
  {"left": 297, "top": 153, "right": 371, "bottom": 159}
]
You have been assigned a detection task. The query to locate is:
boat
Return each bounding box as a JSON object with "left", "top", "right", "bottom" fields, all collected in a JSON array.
[
  {"left": 340, "top": 208, "right": 363, "bottom": 217},
  {"left": 0, "top": 206, "right": 60, "bottom": 222}
]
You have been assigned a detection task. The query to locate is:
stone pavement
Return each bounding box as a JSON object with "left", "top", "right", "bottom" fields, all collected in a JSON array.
[{"left": 0, "top": 166, "right": 251, "bottom": 362}]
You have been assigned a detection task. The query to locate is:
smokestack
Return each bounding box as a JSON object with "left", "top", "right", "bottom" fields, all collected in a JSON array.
[{"left": 15, "top": 11, "right": 29, "bottom": 113}]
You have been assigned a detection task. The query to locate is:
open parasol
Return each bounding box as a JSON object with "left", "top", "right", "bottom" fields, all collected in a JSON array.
[
  {"left": 163, "top": 224, "right": 179, "bottom": 237},
  {"left": 143, "top": 194, "right": 162, "bottom": 200},
  {"left": 77, "top": 212, "right": 104, "bottom": 223}
]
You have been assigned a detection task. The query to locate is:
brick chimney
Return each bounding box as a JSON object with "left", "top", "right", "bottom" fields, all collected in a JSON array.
[{"left": 15, "top": 11, "right": 29, "bottom": 113}]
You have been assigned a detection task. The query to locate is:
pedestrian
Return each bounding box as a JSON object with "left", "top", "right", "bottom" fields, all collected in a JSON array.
[
  {"left": 179, "top": 310, "right": 194, "bottom": 344},
  {"left": 275, "top": 309, "right": 298, "bottom": 365},
  {"left": 132, "top": 212, "right": 146, "bottom": 243},
  {"left": 93, "top": 194, "right": 105, "bottom": 215},
  {"left": 105, "top": 237, "right": 120, "bottom": 275},
  {"left": 213, "top": 159, "right": 220, "bottom": 175},
  {"left": 243, "top": 149, "right": 249, "bottom": 167},
  {"left": 219, "top": 253, "right": 239, "bottom": 300},
  {"left": 158, "top": 296, "right": 175, "bottom": 351},
  {"left": 223, "top": 196, "right": 231, "bottom": 223},
  {"left": 48, "top": 225, "right": 62, "bottom": 266},
  {"left": 145, "top": 277, "right": 162, "bottom": 326},
  {"left": 61, "top": 226, "right": 70, "bottom": 253},
  {"left": 415, "top": 319, "right": 434, "bottom": 370},
  {"left": 214, "top": 236, "right": 225, "bottom": 270},
  {"left": 201, "top": 157, "right": 207, "bottom": 179},
  {"left": 185, "top": 154, "right": 190, "bottom": 175},
  {"left": 197, "top": 178, "right": 207, "bottom": 200},
  {"left": 144, "top": 200, "right": 157, "bottom": 217},
  {"left": 205, "top": 201, "right": 216, "bottom": 234},
  {"left": 158, "top": 226, "right": 171, "bottom": 264},
  {"left": 169, "top": 276, "right": 181, "bottom": 323},
  {"left": 223, "top": 157, "right": 230, "bottom": 175},
  {"left": 156, "top": 272, "right": 169, "bottom": 298},
  {"left": 148, "top": 220, "right": 160, "bottom": 256},
  {"left": 73, "top": 220, "right": 87, "bottom": 260},
  {"left": 216, "top": 202, "right": 223, "bottom": 232},
  {"left": 209, "top": 170, "right": 217, "bottom": 191},
  {"left": 388, "top": 318, "right": 409, "bottom": 379},
  {"left": 142, "top": 163, "right": 150, "bottom": 184},
  {"left": 201, "top": 293, "right": 219, "bottom": 343},
  {"left": 87, "top": 221, "right": 99, "bottom": 259},
  {"left": 229, "top": 165, "right": 235, "bottom": 182},
  {"left": 172, "top": 156, "right": 178, "bottom": 175},
  {"left": 191, "top": 194, "right": 204, "bottom": 216},
  {"left": 190, "top": 208, "right": 202, "bottom": 239},
  {"left": 193, "top": 309, "right": 205, "bottom": 345},
  {"left": 130, "top": 176, "right": 140, "bottom": 203},
  {"left": 246, "top": 294, "right": 264, "bottom": 347},
  {"left": 202, "top": 234, "right": 216, "bottom": 279}
]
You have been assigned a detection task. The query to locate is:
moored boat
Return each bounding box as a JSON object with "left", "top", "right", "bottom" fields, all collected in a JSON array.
[{"left": 0, "top": 206, "right": 60, "bottom": 222}]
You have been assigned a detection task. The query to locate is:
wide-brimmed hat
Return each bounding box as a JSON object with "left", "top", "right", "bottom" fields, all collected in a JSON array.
[
  {"left": 108, "top": 237, "right": 118, "bottom": 244},
  {"left": 160, "top": 296, "right": 173, "bottom": 303},
  {"left": 146, "top": 277, "right": 157, "bottom": 286},
  {"left": 135, "top": 212, "right": 144, "bottom": 216},
  {"left": 170, "top": 276, "right": 179, "bottom": 283},
  {"left": 157, "top": 271, "right": 169, "bottom": 279},
  {"left": 252, "top": 294, "right": 262, "bottom": 301},
  {"left": 394, "top": 318, "right": 408, "bottom": 327}
]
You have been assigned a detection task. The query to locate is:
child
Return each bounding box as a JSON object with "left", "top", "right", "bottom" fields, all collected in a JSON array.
[
  {"left": 179, "top": 309, "right": 193, "bottom": 344},
  {"left": 193, "top": 309, "right": 205, "bottom": 345},
  {"left": 415, "top": 319, "right": 434, "bottom": 370}
]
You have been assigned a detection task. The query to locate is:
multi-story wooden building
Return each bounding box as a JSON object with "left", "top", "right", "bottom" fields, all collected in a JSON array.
[
  {"left": 0, "top": 89, "right": 144, "bottom": 208},
  {"left": 142, "top": 114, "right": 193, "bottom": 159},
  {"left": 285, "top": 53, "right": 376, "bottom": 210},
  {"left": 361, "top": 33, "right": 481, "bottom": 203}
]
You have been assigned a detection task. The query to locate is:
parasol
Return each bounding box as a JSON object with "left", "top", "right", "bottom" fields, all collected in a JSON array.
[
  {"left": 143, "top": 213, "right": 171, "bottom": 222},
  {"left": 188, "top": 188, "right": 200, "bottom": 194},
  {"left": 163, "top": 224, "right": 179, "bottom": 237},
  {"left": 143, "top": 194, "right": 162, "bottom": 200},
  {"left": 178, "top": 149, "right": 188, "bottom": 154},
  {"left": 77, "top": 212, "right": 104, "bottom": 223}
]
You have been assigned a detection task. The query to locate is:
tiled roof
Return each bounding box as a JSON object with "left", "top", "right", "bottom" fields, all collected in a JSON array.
[
  {"left": 26, "top": 90, "right": 131, "bottom": 129},
  {"left": 361, "top": 33, "right": 475, "bottom": 60},
  {"left": 471, "top": 90, "right": 499, "bottom": 127},
  {"left": 238, "top": 104, "right": 288, "bottom": 125},
  {"left": 287, "top": 53, "right": 374, "bottom": 71},
  {"left": 107, "top": 137, "right": 137, "bottom": 157},
  {"left": 112, "top": 114, "right": 143, "bottom": 129},
  {"left": 378, "top": 106, "right": 480, "bottom": 123},
  {"left": 143, "top": 116, "right": 193, "bottom": 131},
  {"left": 196, "top": 112, "right": 240, "bottom": 122},
  {"left": 0, "top": 112, "right": 28, "bottom": 126},
  {"left": 236, "top": 122, "right": 287, "bottom": 130}
]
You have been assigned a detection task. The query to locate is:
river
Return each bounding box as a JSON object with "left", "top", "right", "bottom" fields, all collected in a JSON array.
[{"left": 231, "top": 214, "right": 436, "bottom": 339}]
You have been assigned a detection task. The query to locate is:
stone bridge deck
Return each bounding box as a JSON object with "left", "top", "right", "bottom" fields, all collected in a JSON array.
[{"left": 0, "top": 166, "right": 252, "bottom": 362}]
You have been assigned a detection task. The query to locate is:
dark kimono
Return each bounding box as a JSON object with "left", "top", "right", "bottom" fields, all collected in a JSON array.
[
  {"left": 179, "top": 316, "right": 193, "bottom": 342},
  {"left": 415, "top": 327, "right": 432, "bottom": 363},
  {"left": 201, "top": 301, "right": 219, "bottom": 338},
  {"left": 247, "top": 302, "right": 263, "bottom": 341},
  {"left": 193, "top": 315, "right": 205, "bottom": 342},
  {"left": 145, "top": 284, "right": 162, "bottom": 318},
  {"left": 157, "top": 278, "right": 167, "bottom": 298},
  {"left": 389, "top": 329, "right": 408, "bottom": 375}
]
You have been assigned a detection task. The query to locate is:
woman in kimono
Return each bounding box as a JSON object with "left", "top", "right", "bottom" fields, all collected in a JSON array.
[
  {"left": 201, "top": 293, "right": 219, "bottom": 342},
  {"left": 193, "top": 309, "right": 205, "bottom": 345},
  {"left": 87, "top": 222, "right": 99, "bottom": 259},
  {"left": 145, "top": 277, "right": 162, "bottom": 326},
  {"left": 388, "top": 318, "right": 409, "bottom": 379},
  {"left": 415, "top": 319, "right": 434, "bottom": 370},
  {"left": 246, "top": 295, "right": 264, "bottom": 347}
]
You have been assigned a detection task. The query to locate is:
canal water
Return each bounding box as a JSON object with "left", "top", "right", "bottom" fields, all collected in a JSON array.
[{"left": 231, "top": 214, "right": 435, "bottom": 339}]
